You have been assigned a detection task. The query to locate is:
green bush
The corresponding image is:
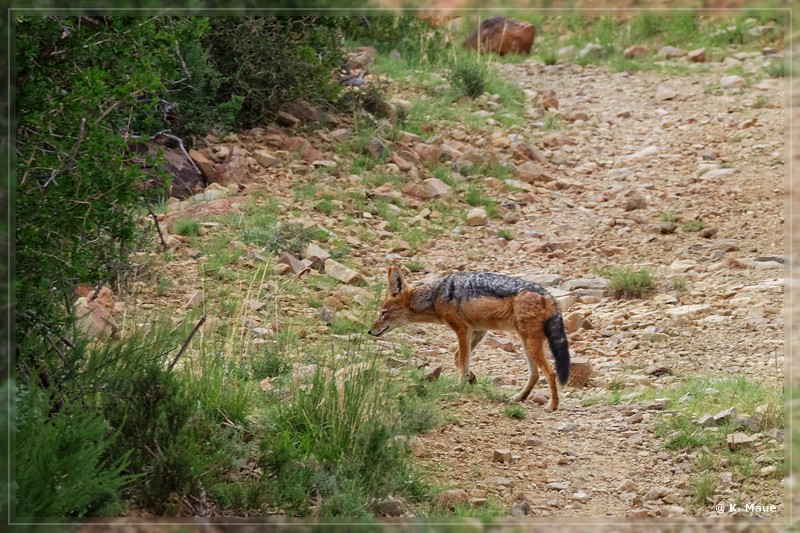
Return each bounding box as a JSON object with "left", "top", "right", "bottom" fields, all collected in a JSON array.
[
  {"left": 15, "top": 387, "right": 133, "bottom": 519},
  {"left": 597, "top": 265, "right": 655, "bottom": 299},
  {"left": 448, "top": 58, "right": 489, "bottom": 99},
  {"left": 206, "top": 17, "right": 346, "bottom": 127}
]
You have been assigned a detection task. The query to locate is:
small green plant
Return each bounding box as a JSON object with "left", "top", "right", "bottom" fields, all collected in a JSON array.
[
  {"left": 315, "top": 198, "right": 337, "bottom": 215},
  {"left": 406, "top": 261, "right": 426, "bottom": 272},
  {"left": 597, "top": 265, "right": 654, "bottom": 299},
  {"left": 501, "top": 405, "right": 526, "bottom": 420},
  {"left": 464, "top": 187, "right": 498, "bottom": 217},
  {"left": 448, "top": 58, "right": 489, "bottom": 99},
  {"left": 660, "top": 211, "right": 678, "bottom": 223},
  {"left": 692, "top": 471, "right": 718, "bottom": 505},
  {"left": 679, "top": 220, "right": 706, "bottom": 233},
  {"left": 497, "top": 229, "right": 514, "bottom": 240},
  {"left": 668, "top": 277, "right": 689, "bottom": 294},
  {"left": 173, "top": 218, "right": 201, "bottom": 237}
]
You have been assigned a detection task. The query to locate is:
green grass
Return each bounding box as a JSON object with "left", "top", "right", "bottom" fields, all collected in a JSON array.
[
  {"left": 596, "top": 265, "right": 654, "bottom": 299},
  {"left": 679, "top": 220, "right": 706, "bottom": 233},
  {"left": 173, "top": 218, "right": 200, "bottom": 236},
  {"left": 464, "top": 187, "right": 499, "bottom": 217},
  {"left": 501, "top": 405, "right": 526, "bottom": 420}
]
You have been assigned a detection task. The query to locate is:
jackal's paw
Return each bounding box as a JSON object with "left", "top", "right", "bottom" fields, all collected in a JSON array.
[
  {"left": 544, "top": 402, "right": 557, "bottom": 413},
  {"left": 511, "top": 391, "right": 529, "bottom": 403},
  {"left": 467, "top": 371, "right": 477, "bottom": 385}
]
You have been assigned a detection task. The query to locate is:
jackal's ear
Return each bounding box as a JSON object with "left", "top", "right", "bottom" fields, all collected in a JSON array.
[{"left": 388, "top": 266, "right": 407, "bottom": 297}]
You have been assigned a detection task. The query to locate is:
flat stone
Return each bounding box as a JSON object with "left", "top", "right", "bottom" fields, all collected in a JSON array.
[{"left": 324, "top": 259, "right": 367, "bottom": 285}]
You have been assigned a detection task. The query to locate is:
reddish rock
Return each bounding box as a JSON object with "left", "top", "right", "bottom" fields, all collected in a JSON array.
[
  {"left": 74, "top": 297, "right": 117, "bottom": 339},
  {"left": 302, "top": 146, "right": 326, "bottom": 163},
  {"left": 687, "top": 48, "right": 707, "bottom": 63},
  {"left": 284, "top": 136, "right": 311, "bottom": 153},
  {"left": 276, "top": 111, "right": 300, "bottom": 128},
  {"left": 214, "top": 151, "right": 252, "bottom": 186},
  {"left": 568, "top": 357, "right": 593, "bottom": 388},
  {"left": 623, "top": 45, "right": 648, "bottom": 59},
  {"left": 411, "top": 143, "right": 442, "bottom": 165},
  {"left": 463, "top": 17, "right": 536, "bottom": 56},
  {"left": 538, "top": 96, "right": 559, "bottom": 110},
  {"left": 188, "top": 149, "right": 218, "bottom": 185},
  {"left": 433, "top": 489, "right": 469, "bottom": 510}
]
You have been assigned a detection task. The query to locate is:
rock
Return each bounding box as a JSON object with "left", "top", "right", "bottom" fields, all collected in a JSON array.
[
  {"left": 713, "top": 406, "right": 738, "bottom": 423},
  {"left": 73, "top": 296, "right": 116, "bottom": 339},
  {"left": 433, "top": 489, "right": 469, "bottom": 510},
  {"left": 411, "top": 143, "right": 442, "bottom": 165},
  {"left": 557, "top": 422, "right": 579, "bottom": 433},
  {"left": 623, "top": 45, "right": 648, "bottom": 58},
  {"left": 276, "top": 111, "right": 300, "bottom": 128},
  {"left": 643, "top": 486, "right": 670, "bottom": 501},
  {"left": 188, "top": 149, "right": 218, "bottom": 184},
  {"left": 425, "top": 365, "right": 443, "bottom": 381},
  {"left": 699, "top": 227, "right": 718, "bottom": 239},
  {"left": 655, "top": 86, "right": 678, "bottom": 101},
  {"left": 516, "top": 161, "right": 552, "bottom": 183},
  {"left": 663, "top": 505, "right": 685, "bottom": 517},
  {"left": 579, "top": 43, "right": 604, "bottom": 59},
  {"left": 720, "top": 75, "right": 746, "bottom": 89},
  {"left": 365, "top": 138, "right": 388, "bottom": 159},
  {"left": 666, "top": 304, "right": 711, "bottom": 319},
  {"left": 324, "top": 259, "right": 367, "bottom": 285},
  {"left": 567, "top": 110, "right": 589, "bottom": 122},
  {"left": 687, "top": 48, "right": 706, "bottom": 62},
  {"left": 658, "top": 46, "right": 686, "bottom": 59},
  {"left": 276, "top": 251, "right": 310, "bottom": 275},
  {"left": 492, "top": 449, "right": 513, "bottom": 463},
  {"left": 623, "top": 191, "right": 647, "bottom": 211},
  {"left": 509, "top": 499, "right": 530, "bottom": 517},
  {"left": 563, "top": 312, "right": 587, "bottom": 334},
  {"left": 572, "top": 491, "right": 590, "bottom": 502},
  {"left": 303, "top": 243, "right": 331, "bottom": 270},
  {"left": 184, "top": 289, "right": 205, "bottom": 310},
  {"left": 215, "top": 151, "right": 252, "bottom": 186},
  {"left": 373, "top": 496, "right": 406, "bottom": 517},
  {"left": 466, "top": 207, "right": 488, "bottom": 226},
  {"left": 520, "top": 273, "right": 562, "bottom": 287},
  {"left": 547, "top": 481, "right": 570, "bottom": 491},
  {"left": 560, "top": 278, "right": 609, "bottom": 291},
  {"left": 660, "top": 221, "right": 678, "bottom": 234},
  {"left": 617, "top": 479, "right": 637, "bottom": 492},
  {"left": 254, "top": 149, "right": 280, "bottom": 168},
  {"left": 463, "top": 17, "right": 536, "bottom": 56},
  {"left": 727, "top": 432, "right": 757, "bottom": 450},
  {"left": 423, "top": 178, "right": 453, "bottom": 199},
  {"left": 568, "top": 357, "right": 593, "bottom": 388},
  {"left": 330, "top": 128, "right": 352, "bottom": 142},
  {"left": 625, "top": 145, "right": 659, "bottom": 161}
]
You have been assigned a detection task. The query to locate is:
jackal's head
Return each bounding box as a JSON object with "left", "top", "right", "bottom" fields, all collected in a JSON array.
[{"left": 368, "top": 266, "right": 412, "bottom": 337}]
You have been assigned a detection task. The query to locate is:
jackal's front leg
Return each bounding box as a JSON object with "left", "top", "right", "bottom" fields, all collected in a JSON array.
[{"left": 452, "top": 327, "right": 477, "bottom": 385}]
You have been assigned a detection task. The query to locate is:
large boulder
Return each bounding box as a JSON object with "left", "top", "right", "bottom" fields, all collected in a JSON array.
[{"left": 463, "top": 17, "right": 536, "bottom": 56}]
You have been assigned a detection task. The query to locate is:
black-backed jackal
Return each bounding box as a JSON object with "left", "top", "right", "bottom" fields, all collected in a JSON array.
[{"left": 369, "top": 267, "right": 571, "bottom": 412}]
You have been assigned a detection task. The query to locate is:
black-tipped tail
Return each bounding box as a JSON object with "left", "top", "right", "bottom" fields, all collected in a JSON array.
[{"left": 545, "top": 311, "right": 571, "bottom": 385}]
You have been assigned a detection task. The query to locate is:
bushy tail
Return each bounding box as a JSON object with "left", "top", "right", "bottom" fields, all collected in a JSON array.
[{"left": 545, "top": 310, "right": 571, "bottom": 385}]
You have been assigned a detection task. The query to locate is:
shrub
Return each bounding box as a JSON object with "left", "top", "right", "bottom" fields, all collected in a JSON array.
[
  {"left": 448, "top": 57, "right": 489, "bottom": 99},
  {"left": 15, "top": 386, "right": 133, "bottom": 519},
  {"left": 597, "top": 265, "right": 654, "bottom": 299},
  {"left": 173, "top": 218, "right": 201, "bottom": 237},
  {"left": 206, "top": 17, "right": 346, "bottom": 127}
]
